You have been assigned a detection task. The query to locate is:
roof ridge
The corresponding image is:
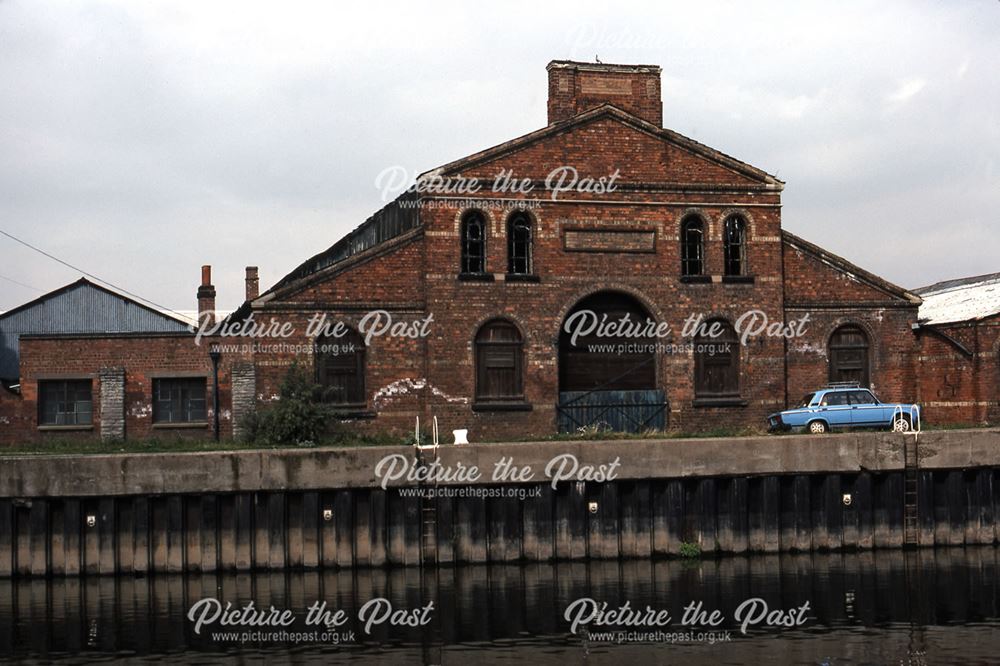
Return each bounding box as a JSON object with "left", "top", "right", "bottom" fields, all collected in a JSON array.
[
  {"left": 914, "top": 271, "right": 1000, "bottom": 295},
  {"left": 424, "top": 103, "right": 783, "bottom": 186},
  {"left": 782, "top": 230, "right": 921, "bottom": 304}
]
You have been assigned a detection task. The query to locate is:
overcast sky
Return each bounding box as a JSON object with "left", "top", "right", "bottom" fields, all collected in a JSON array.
[{"left": 1, "top": 0, "right": 997, "bottom": 312}]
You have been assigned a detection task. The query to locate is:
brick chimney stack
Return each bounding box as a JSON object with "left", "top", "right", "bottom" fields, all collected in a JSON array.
[
  {"left": 197, "top": 265, "right": 217, "bottom": 328},
  {"left": 546, "top": 60, "right": 662, "bottom": 127},
  {"left": 245, "top": 266, "right": 259, "bottom": 301}
]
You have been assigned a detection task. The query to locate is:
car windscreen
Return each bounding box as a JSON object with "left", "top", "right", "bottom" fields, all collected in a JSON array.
[{"left": 797, "top": 393, "right": 815, "bottom": 408}]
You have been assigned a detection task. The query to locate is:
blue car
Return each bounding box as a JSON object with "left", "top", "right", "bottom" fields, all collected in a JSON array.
[{"left": 768, "top": 383, "right": 920, "bottom": 434}]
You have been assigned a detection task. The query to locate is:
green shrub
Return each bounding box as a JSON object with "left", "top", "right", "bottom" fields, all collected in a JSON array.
[
  {"left": 678, "top": 541, "right": 702, "bottom": 559},
  {"left": 241, "top": 363, "right": 332, "bottom": 445}
]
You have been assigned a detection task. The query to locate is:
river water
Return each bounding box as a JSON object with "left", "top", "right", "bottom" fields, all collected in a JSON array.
[{"left": 3, "top": 546, "right": 1000, "bottom": 664}]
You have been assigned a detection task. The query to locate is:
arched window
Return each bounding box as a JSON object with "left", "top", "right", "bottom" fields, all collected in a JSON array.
[
  {"left": 475, "top": 320, "right": 524, "bottom": 402},
  {"left": 694, "top": 319, "right": 740, "bottom": 398},
  {"left": 507, "top": 212, "right": 532, "bottom": 275},
  {"left": 723, "top": 215, "right": 747, "bottom": 276},
  {"left": 829, "top": 325, "right": 870, "bottom": 387},
  {"left": 315, "top": 328, "right": 366, "bottom": 405},
  {"left": 461, "top": 211, "right": 486, "bottom": 274},
  {"left": 681, "top": 216, "right": 704, "bottom": 276}
]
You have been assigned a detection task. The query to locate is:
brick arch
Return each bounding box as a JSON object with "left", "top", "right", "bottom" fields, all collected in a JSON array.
[
  {"left": 469, "top": 313, "right": 530, "bottom": 349},
  {"left": 825, "top": 317, "right": 877, "bottom": 349},
  {"left": 554, "top": 284, "right": 665, "bottom": 339},
  {"left": 502, "top": 205, "right": 540, "bottom": 229},
  {"left": 452, "top": 206, "right": 498, "bottom": 237},
  {"left": 717, "top": 207, "right": 756, "bottom": 239},
  {"left": 676, "top": 207, "right": 710, "bottom": 231},
  {"left": 686, "top": 311, "right": 736, "bottom": 349}
]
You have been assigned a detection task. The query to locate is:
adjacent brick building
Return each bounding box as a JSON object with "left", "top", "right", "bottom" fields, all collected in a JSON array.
[{"left": 0, "top": 60, "right": 996, "bottom": 445}]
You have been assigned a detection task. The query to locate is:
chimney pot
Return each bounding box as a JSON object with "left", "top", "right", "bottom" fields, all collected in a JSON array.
[{"left": 201, "top": 265, "right": 212, "bottom": 287}]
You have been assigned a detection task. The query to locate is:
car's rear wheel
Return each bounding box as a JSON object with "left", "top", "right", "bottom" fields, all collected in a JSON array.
[
  {"left": 892, "top": 415, "right": 912, "bottom": 433},
  {"left": 808, "top": 420, "right": 828, "bottom": 434}
]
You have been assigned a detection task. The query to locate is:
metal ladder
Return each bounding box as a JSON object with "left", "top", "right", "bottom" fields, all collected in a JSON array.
[
  {"left": 414, "top": 416, "right": 439, "bottom": 566},
  {"left": 896, "top": 405, "right": 922, "bottom": 547},
  {"left": 903, "top": 436, "right": 919, "bottom": 546}
]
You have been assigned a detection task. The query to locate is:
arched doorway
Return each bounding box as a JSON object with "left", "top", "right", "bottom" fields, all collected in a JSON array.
[{"left": 557, "top": 291, "right": 666, "bottom": 432}]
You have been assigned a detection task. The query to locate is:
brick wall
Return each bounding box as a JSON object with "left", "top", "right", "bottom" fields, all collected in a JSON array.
[
  {"left": 915, "top": 320, "right": 1000, "bottom": 425},
  {"left": 782, "top": 237, "right": 920, "bottom": 409},
  {"left": 0, "top": 334, "right": 251, "bottom": 445}
]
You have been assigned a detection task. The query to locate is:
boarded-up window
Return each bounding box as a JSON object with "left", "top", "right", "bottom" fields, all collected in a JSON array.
[
  {"left": 316, "top": 329, "right": 366, "bottom": 405},
  {"left": 461, "top": 211, "right": 487, "bottom": 274},
  {"left": 681, "top": 216, "right": 704, "bottom": 276},
  {"left": 723, "top": 215, "right": 747, "bottom": 276},
  {"left": 829, "top": 325, "right": 870, "bottom": 387},
  {"left": 507, "top": 212, "right": 532, "bottom": 275},
  {"left": 475, "top": 320, "right": 523, "bottom": 401},
  {"left": 153, "top": 377, "right": 207, "bottom": 423},
  {"left": 694, "top": 320, "right": 740, "bottom": 397},
  {"left": 38, "top": 379, "right": 92, "bottom": 426}
]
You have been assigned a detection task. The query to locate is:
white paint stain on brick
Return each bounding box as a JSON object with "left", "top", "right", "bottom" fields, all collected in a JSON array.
[
  {"left": 129, "top": 403, "right": 152, "bottom": 418},
  {"left": 373, "top": 378, "right": 468, "bottom": 408},
  {"left": 792, "top": 342, "right": 826, "bottom": 355}
]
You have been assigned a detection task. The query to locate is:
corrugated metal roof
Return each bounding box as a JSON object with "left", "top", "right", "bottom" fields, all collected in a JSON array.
[
  {"left": 0, "top": 278, "right": 192, "bottom": 380},
  {"left": 166, "top": 310, "right": 234, "bottom": 327},
  {"left": 915, "top": 272, "right": 1000, "bottom": 326}
]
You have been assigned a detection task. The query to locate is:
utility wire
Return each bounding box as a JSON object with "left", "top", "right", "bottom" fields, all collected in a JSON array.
[
  {"left": 0, "top": 273, "right": 46, "bottom": 293},
  {"left": 0, "top": 228, "right": 194, "bottom": 323}
]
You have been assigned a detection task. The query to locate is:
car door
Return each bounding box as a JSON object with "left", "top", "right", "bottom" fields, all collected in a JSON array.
[
  {"left": 818, "top": 391, "right": 852, "bottom": 427},
  {"left": 848, "top": 390, "right": 882, "bottom": 425}
]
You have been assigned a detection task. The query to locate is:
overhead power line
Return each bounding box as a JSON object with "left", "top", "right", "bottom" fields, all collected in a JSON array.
[
  {"left": 0, "top": 273, "right": 45, "bottom": 293},
  {"left": 0, "top": 228, "right": 193, "bottom": 323}
]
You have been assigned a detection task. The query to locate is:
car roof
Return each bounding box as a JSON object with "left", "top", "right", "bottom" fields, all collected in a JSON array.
[{"left": 815, "top": 387, "right": 873, "bottom": 395}]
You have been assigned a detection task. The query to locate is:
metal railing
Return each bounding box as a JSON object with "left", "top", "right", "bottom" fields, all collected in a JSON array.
[{"left": 891, "top": 404, "right": 922, "bottom": 435}]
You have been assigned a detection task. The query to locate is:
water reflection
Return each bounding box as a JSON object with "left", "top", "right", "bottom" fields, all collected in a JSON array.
[{"left": 2, "top": 547, "right": 1000, "bottom": 664}]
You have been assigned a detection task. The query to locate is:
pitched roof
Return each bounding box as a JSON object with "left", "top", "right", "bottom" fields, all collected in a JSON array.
[
  {"left": 782, "top": 230, "right": 922, "bottom": 305},
  {"left": 0, "top": 277, "right": 192, "bottom": 327},
  {"left": 243, "top": 103, "right": 785, "bottom": 320},
  {"left": 914, "top": 272, "right": 1000, "bottom": 326},
  {"left": 422, "top": 104, "right": 784, "bottom": 187}
]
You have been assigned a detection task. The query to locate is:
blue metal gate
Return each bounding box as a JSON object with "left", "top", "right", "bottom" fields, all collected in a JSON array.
[{"left": 556, "top": 389, "right": 668, "bottom": 433}]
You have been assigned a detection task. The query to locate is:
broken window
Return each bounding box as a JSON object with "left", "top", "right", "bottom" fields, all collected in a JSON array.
[
  {"left": 681, "top": 216, "right": 704, "bottom": 276},
  {"left": 38, "top": 379, "right": 92, "bottom": 426},
  {"left": 723, "top": 215, "right": 747, "bottom": 276},
  {"left": 475, "top": 319, "right": 524, "bottom": 401},
  {"left": 694, "top": 320, "right": 740, "bottom": 397},
  {"left": 507, "top": 212, "right": 532, "bottom": 275},
  {"left": 153, "top": 377, "right": 207, "bottom": 424},
  {"left": 461, "top": 210, "right": 487, "bottom": 274},
  {"left": 829, "top": 325, "right": 870, "bottom": 387},
  {"left": 316, "top": 328, "right": 366, "bottom": 405}
]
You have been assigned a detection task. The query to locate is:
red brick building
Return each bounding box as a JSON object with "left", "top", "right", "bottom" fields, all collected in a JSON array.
[
  {"left": 240, "top": 60, "right": 937, "bottom": 441},
  {"left": 1, "top": 60, "right": 996, "bottom": 445}
]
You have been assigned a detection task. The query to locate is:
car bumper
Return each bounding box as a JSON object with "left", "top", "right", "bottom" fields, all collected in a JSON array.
[{"left": 767, "top": 415, "right": 790, "bottom": 432}]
